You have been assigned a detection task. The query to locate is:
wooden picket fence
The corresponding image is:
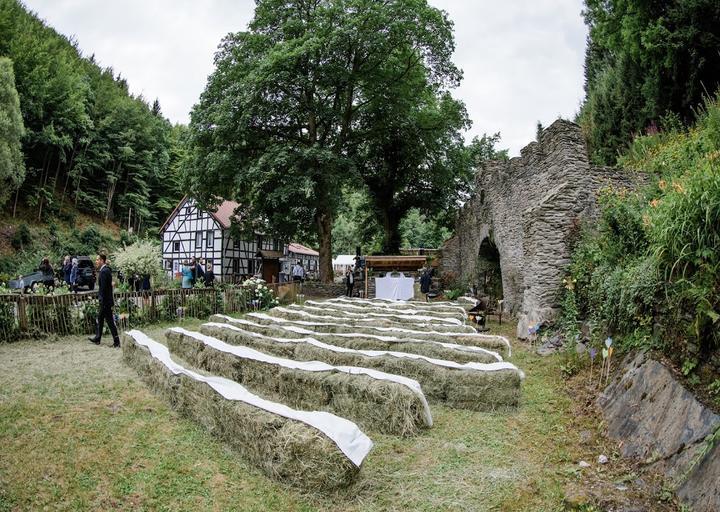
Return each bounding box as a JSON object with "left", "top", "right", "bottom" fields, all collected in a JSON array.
[{"left": 0, "top": 282, "right": 299, "bottom": 342}]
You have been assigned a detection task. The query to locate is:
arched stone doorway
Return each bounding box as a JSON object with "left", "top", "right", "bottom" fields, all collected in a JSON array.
[{"left": 475, "top": 237, "right": 502, "bottom": 304}]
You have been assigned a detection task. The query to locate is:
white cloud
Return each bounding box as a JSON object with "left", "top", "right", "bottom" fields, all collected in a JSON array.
[{"left": 22, "top": 0, "right": 588, "bottom": 155}]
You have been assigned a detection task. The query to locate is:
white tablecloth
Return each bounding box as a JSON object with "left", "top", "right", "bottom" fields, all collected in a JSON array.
[{"left": 375, "top": 273, "right": 414, "bottom": 300}]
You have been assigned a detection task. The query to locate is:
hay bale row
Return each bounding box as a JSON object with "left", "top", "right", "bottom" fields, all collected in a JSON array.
[
  {"left": 307, "top": 300, "right": 466, "bottom": 321},
  {"left": 165, "top": 327, "right": 432, "bottom": 436},
  {"left": 247, "top": 311, "right": 511, "bottom": 358},
  {"left": 200, "top": 322, "right": 524, "bottom": 411},
  {"left": 122, "top": 330, "right": 372, "bottom": 491},
  {"left": 210, "top": 314, "right": 503, "bottom": 364},
  {"left": 328, "top": 297, "right": 466, "bottom": 315},
  {"left": 271, "top": 306, "right": 475, "bottom": 334},
  {"left": 288, "top": 303, "right": 464, "bottom": 326}
]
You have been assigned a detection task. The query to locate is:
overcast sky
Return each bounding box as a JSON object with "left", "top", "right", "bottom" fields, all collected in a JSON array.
[{"left": 22, "top": 0, "right": 588, "bottom": 155}]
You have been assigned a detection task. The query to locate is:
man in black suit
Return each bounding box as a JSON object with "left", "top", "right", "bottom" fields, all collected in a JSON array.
[{"left": 88, "top": 253, "right": 120, "bottom": 348}]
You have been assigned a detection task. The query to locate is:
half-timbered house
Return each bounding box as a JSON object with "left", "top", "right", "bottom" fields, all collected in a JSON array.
[
  {"left": 160, "top": 197, "right": 288, "bottom": 283},
  {"left": 284, "top": 243, "right": 320, "bottom": 279}
]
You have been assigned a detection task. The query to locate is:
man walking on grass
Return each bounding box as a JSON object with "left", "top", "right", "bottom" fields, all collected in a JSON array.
[{"left": 88, "top": 253, "right": 120, "bottom": 348}]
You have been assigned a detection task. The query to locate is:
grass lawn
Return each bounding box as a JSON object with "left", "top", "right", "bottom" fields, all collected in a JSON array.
[{"left": 0, "top": 317, "right": 601, "bottom": 511}]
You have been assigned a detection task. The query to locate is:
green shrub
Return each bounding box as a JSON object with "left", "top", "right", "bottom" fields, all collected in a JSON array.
[
  {"left": 566, "top": 93, "right": 720, "bottom": 361},
  {"left": 11, "top": 223, "right": 31, "bottom": 250}
]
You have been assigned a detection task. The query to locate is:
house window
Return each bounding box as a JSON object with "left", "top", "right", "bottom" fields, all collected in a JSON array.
[
  {"left": 248, "top": 259, "right": 255, "bottom": 275},
  {"left": 205, "top": 259, "right": 213, "bottom": 272},
  {"left": 164, "top": 259, "right": 173, "bottom": 270},
  {"left": 233, "top": 238, "right": 240, "bottom": 249},
  {"left": 173, "top": 261, "right": 179, "bottom": 273},
  {"left": 273, "top": 239, "right": 279, "bottom": 251},
  {"left": 206, "top": 230, "right": 214, "bottom": 248},
  {"left": 173, "top": 241, "right": 180, "bottom": 252},
  {"left": 195, "top": 232, "right": 202, "bottom": 249},
  {"left": 256, "top": 235, "right": 263, "bottom": 250},
  {"left": 232, "top": 258, "right": 239, "bottom": 274}
]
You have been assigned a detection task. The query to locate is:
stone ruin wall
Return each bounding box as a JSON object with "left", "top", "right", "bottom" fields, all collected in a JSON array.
[{"left": 441, "top": 120, "right": 642, "bottom": 338}]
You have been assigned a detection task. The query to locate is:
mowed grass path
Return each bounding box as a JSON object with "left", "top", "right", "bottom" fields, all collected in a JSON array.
[{"left": 0, "top": 319, "right": 581, "bottom": 511}]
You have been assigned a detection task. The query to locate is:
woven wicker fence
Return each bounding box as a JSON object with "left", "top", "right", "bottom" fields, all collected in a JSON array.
[{"left": 0, "top": 282, "right": 298, "bottom": 342}]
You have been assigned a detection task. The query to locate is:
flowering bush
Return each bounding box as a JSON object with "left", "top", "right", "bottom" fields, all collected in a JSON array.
[
  {"left": 241, "top": 277, "right": 279, "bottom": 309},
  {"left": 112, "top": 240, "right": 163, "bottom": 283}
]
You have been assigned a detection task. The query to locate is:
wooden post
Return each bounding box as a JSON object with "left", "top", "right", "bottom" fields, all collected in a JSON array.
[
  {"left": 18, "top": 296, "right": 28, "bottom": 333},
  {"left": 364, "top": 265, "right": 369, "bottom": 298}
]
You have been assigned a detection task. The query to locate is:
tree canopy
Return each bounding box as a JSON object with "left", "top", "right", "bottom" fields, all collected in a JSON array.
[
  {"left": 185, "top": 0, "right": 468, "bottom": 280},
  {"left": 0, "top": 0, "right": 183, "bottom": 229},
  {"left": 580, "top": 0, "right": 720, "bottom": 165}
]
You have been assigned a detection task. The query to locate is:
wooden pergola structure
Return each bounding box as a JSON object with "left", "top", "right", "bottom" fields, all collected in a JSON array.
[{"left": 363, "top": 255, "right": 429, "bottom": 298}]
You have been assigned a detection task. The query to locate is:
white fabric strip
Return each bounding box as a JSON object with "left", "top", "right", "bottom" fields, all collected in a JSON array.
[
  {"left": 215, "top": 314, "right": 503, "bottom": 362},
  {"left": 287, "top": 304, "right": 462, "bottom": 326},
  {"left": 327, "top": 297, "right": 466, "bottom": 315},
  {"left": 305, "top": 300, "right": 464, "bottom": 319},
  {"left": 170, "top": 327, "right": 433, "bottom": 426},
  {"left": 125, "top": 329, "right": 374, "bottom": 466},
  {"left": 205, "top": 322, "right": 524, "bottom": 378},
  {"left": 249, "top": 311, "right": 511, "bottom": 356}
]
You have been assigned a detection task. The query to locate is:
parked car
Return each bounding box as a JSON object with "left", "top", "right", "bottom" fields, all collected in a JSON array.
[
  {"left": 8, "top": 269, "right": 56, "bottom": 293},
  {"left": 71, "top": 256, "right": 96, "bottom": 290}
]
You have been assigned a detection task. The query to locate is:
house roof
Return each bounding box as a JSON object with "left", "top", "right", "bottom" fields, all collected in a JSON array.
[
  {"left": 212, "top": 200, "right": 240, "bottom": 229},
  {"left": 159, "top": 196, "right": 240, "bottom": 233},
  {"left": 288, "top": 242, "right": 319, "bottom": 257}
]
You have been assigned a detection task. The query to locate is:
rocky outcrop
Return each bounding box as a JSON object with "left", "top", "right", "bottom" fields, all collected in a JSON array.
[
  {"left": 598, "top": 352, "right": 720, "bottom": 512},
  {"left": 441, "top": 120, "right": 643, "bottom": 338}
]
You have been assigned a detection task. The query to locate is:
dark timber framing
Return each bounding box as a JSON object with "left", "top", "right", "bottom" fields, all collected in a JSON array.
[{"left": 160, "top": 197, "right": 287, "bottom": 283}]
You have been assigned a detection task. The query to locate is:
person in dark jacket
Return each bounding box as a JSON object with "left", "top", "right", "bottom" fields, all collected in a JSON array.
[
  {"left": 88, "top": 254, "right": 120, "bottom": 348},
  {"left": 345, "top": 268, "right": 355, "bottom": 297},
  {"left": 70, "top": 258, "right": 79, "bottom": 292},
  {"left": 203, "top": 260, "right": 215, "bottom": 287}
]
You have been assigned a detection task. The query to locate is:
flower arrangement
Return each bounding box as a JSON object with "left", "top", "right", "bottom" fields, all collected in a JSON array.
[{"left": 241, "top": 277, "right": 279, "bottom": 309}]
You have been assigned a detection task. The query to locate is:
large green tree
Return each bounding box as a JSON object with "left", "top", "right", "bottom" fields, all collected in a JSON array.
[
  {"left": 0, "top": 56, "right": 25, "bottom": 207},
  {"left": 581, "top": 0, "right": 720, "bottom": 164},
  {"left": 185, "top": 0, "right": 462, "bottom": 281}
]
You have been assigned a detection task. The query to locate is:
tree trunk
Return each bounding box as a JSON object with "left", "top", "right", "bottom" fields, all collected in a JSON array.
[
  {"left": 12, "top": 186, "right": 20, "bottom": 218},
  {"left": 380, "top": 207, "right": 402, "bottom": 254},
  {"left": 315, "top": 208, "right": 334, "bottom": 283}
]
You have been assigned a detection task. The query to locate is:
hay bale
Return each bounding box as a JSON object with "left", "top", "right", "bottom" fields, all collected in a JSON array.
[
  {"left": 307, "top": 300, "right": 466, "bottom": 321},
  {"left": 211, "top": 314, "right": 503, "bottom": 364},
  {"left": 271, "top": 306, "right": 475, "bottom": 334},
  {"left": 287, "top": 303, "right": 465, "bottom": 327},
  {"left": 165, "top": 327, "right": 432, "bottom": 436},
  {"left": 328, "top": 297, "right": 467, "bottom": 315},
  {"left": 201, "top": 323, "right": 524, "bottom": 411},
  {"left": 246, "top": 311, "right": 512, "bottom": 358},
  {"left": 122, "top": 330, "right": 372, "bottom": 491}
]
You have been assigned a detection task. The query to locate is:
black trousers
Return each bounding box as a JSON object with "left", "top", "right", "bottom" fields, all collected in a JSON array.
[
  {"left": 96, "top": 304, "right": 119, "bottom": 341},
  {"left": 346, "top": 283, "right": 354, "bottom": 297}
]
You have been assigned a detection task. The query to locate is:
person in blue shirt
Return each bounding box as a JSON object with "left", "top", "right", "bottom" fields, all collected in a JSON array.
[{"left": 181, "top": 262, "right": 193, "bottom": 289}]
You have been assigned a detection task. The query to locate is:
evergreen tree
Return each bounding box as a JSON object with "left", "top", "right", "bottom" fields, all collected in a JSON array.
[
  {"left": 580, "top": 0, "right": 720, "bottom": 164},
  {"left": 0, "top": 56, "right": 25, "bottom": 208}
]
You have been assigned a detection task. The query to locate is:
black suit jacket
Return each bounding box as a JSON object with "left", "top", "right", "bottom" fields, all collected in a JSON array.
[{"left": 98, "top": 265, "right": 114, "bottom": 308}]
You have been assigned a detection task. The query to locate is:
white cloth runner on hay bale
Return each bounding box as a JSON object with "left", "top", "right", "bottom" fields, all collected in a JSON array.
[
  {"left": 125, "top": 329, "right": 374, "bottom": 466},
  {"left": 169, "top": 326, "right": 433, "bottom": 426},
  {"left": 204, "top": 322, "right": 524, "bottom": 377}
]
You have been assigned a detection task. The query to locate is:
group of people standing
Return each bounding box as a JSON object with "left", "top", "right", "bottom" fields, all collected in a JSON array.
[
  {"left": 180, "top": 257, "right": 214, "bottom": 289},
  {"left": 60, "top": 256, "right": 81, "bottom": 290}
]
